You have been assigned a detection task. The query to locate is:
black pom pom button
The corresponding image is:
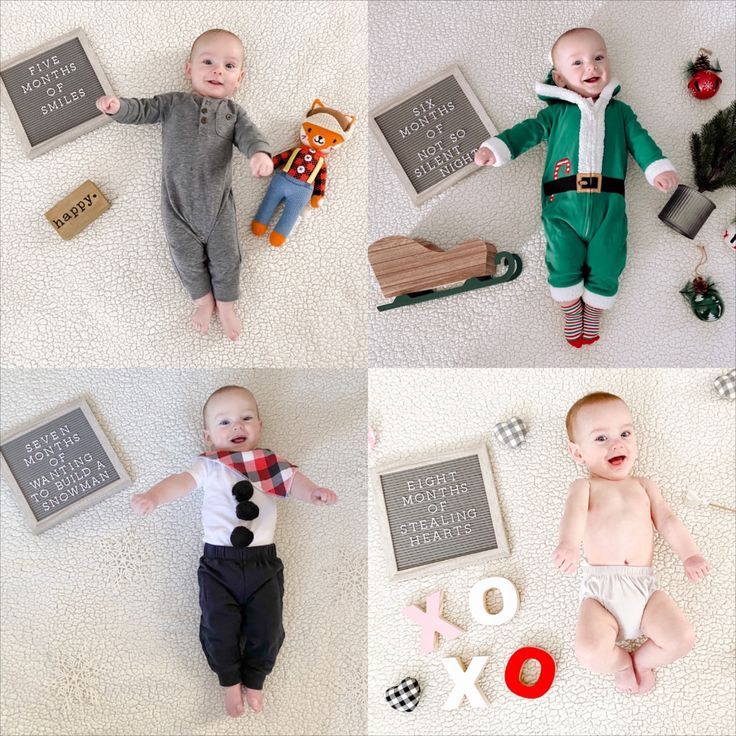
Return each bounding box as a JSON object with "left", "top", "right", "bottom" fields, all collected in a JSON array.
[
  {"left": 230, "top": 526, "right": 254, "bottom": 548},
  {"left": 232, "top": 480, "right": 254, "bottom": 501},
  {"left": 236, "top": 501, "right": 260, "bottom": 521}
]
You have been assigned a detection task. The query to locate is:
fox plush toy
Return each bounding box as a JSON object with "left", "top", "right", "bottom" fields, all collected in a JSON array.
[{"left": 251, "top": 99, "right": 356, "bottom": 247}]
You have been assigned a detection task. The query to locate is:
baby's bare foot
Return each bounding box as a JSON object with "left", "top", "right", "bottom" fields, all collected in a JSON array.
[
  {"left": 216, "top": 300, "right": 241, "bottom": 341},
  {"left": 223, "top": 683, "right": 244, "bottom": 717},
  {"left": 192, "top": 293, "right": 215, "bottom": 334},
  {"left": 634, "top": 663, "right": 656, "bottom": 695},
  {"left": 614, "top": 663, "right": 639, "bottom": 694},
  {"left": 243, "top": 686, "right": 263, "bottom": 713}
]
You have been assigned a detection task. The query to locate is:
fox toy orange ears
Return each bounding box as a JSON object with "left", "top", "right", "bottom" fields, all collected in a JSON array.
[{"left": 301, "top": 98, "right": 356, "bottom": 151}]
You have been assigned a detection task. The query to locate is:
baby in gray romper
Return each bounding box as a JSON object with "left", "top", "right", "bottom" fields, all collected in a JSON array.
[{"left": 96, "top": 28, "right": 273, "bottom": 340}]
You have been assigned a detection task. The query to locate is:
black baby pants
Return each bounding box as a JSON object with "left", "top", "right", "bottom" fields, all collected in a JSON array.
[{"left": 198, "top": 543, "right": 285, "bottom": 689}]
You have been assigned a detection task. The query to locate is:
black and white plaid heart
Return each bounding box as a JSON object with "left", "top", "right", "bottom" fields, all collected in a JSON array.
[
  {"left": 385, "top": 677, "right": 421, "bottom": 712},
  {"left": 714, "top": 369, "right": 736, "bottom": 400},
  {"left": 494, "top": 417, "right": 527, "bottom": 448}
]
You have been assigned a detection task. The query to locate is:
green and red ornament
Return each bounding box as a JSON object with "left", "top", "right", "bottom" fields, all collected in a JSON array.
[
  {"left": 680, "top": 245, "right": 724, "bottom": 321},
  {"left": 680, "top": 276, "right": 724, "bottom": 321},
  {"left": 686, "top": 48, "right": 722, "bottom": 100}
]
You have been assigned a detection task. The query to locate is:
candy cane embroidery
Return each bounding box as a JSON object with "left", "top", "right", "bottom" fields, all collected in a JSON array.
[{"left": 549, "top": 158, "right": 571, "bottom": 202}]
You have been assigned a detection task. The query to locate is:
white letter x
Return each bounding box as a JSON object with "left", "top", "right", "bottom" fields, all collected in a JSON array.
[{"left": 442, "top": 656, "right": 490, "bottom": 709}]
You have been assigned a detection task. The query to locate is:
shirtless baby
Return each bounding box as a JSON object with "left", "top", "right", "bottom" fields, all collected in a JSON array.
[{"left": 553, "top": 392, "right": 710, "bottom": 694}]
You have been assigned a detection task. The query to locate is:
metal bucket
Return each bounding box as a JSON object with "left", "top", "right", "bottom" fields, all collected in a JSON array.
[{"left": 658, "top": 185, "right": 716, "bottom": 239}]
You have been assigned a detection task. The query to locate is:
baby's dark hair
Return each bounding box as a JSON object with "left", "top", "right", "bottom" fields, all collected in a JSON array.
[
  {"left": 565, "top": 391, "right": 625, "bottom": 441},
  {"left": 203, "top": 385, "right": 259, "bottom": 424},
  {"left": 189, "top": 28, "right": 245, "bottom": 66}
]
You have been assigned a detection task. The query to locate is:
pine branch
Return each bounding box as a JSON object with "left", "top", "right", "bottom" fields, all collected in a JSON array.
[{"left": 692, "top": 100, "right": 736, "bottom": 191}]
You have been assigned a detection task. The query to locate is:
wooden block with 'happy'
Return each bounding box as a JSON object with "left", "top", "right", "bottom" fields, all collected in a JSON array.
[{"left": 45, "top": 180, "right": 110, "bottom": 240}]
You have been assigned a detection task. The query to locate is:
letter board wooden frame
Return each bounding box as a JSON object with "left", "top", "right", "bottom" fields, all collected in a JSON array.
[
  {"left": 371, "top": 444, "right": 510, "bottom": 581},
  {"left": 0, "top": 398, "right": 131, "bottom": 534},
  {"left": 0, "top": 28, "right": 114, "bottom": 159},
  {"left": 369, "top": 64, "right": 497, "bottom": 206}
]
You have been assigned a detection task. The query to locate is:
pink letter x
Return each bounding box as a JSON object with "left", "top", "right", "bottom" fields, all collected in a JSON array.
[{"left": 402, "top": 590, "right": 464, "bottom": 655}]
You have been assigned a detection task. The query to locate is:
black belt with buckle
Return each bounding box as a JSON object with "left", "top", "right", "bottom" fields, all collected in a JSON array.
[{"left": 543, "top": 173, "right": 625, "bottom": 196}]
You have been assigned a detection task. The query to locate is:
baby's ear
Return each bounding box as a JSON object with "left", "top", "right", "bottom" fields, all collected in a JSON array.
[
  {"left": 202, "top": 428, "right": 212, "bottom": 447},
  {"left": 567, "top": 441, "right": 584, "bottom": 465},
  {"left": 551, "top": 70, "right": 566, "bottom": 88}
]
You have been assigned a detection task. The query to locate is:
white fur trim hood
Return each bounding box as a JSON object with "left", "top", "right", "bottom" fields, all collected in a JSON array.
[{"left": 534, "top": 77, "right": 621, "bottom": 174}]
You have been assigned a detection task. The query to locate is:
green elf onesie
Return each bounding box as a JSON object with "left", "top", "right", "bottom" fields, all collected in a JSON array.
[{"left": 481, "top": 77, "right": 676, "bottom": 309}]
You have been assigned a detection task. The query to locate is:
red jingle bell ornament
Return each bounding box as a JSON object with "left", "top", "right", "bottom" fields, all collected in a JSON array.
[
  {"left": 689, "top": 70, "right": 722, "bottom": 100},
  {"left": 686, "top": 48, "right": 722, "bottom": 100}
]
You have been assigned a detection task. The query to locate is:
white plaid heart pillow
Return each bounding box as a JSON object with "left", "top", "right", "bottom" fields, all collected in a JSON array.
[
  {"left": 494, "top": 417, "right": 527, "bottom": 448},
  {"left": 385, "top": 677, "right": 421, "bottom": 712},
  {"left": 714, "top": 369, "right": 736, "bottom": 400}
]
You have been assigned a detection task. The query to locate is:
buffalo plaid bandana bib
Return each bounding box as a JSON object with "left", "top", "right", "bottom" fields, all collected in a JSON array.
[{"left": 199, "top": 449, "right": 297, "bottom": 497}]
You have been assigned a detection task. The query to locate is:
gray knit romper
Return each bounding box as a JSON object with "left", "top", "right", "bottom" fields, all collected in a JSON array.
[{"left": 111, "top": 93, "right": 270, "bottom": 302}]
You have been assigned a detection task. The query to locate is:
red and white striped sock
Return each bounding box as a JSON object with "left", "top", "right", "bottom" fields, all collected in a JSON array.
[
  {"left": 561, "top": 299, "right": 583, "bottom": 347},
  {"left": 582, "top": 302, "right": 603, "bottom": 345}
]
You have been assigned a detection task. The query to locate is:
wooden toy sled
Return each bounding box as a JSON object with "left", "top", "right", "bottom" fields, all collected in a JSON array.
[{"left": 368, "top": 236, "right": 523, "bottom": 311}]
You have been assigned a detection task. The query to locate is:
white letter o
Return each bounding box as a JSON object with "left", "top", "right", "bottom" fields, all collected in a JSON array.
[{"left": 469, "top": 576, "right": 519, "bottom": 626}]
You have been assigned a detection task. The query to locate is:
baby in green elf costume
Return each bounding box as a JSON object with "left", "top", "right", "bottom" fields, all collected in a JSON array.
[{"left": 476, "top": 28, "right": 679, "bottom": 347}]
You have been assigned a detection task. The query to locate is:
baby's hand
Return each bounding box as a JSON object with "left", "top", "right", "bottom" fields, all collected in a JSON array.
[
  {"left": 684, "top": 554, "right": 710, "bottom": 581},
  {"left": 250, "top": 152, "right": 273, "bottom": 177},
  {"left": 653, "top": 171, "right": 679, "bottom": 192},
  {"left": 474, "top": 146, "right": 496, "bottom": 167},
  {"left": 130, "top": 492, "right": 157, "bottom": 516},
  {"left": 310, "top": 487, "right": 337, "bottom": 506},
  {"left": 96, "top": 95, "right": 120, "bottom": 115},
  {"left": 552, "top": 543, "right": 579, "bottom": 574}
]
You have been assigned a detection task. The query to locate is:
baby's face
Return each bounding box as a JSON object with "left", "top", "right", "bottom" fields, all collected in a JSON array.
[
  {"left": 185, "top": 33, "right": 244, "bottom": 99},
  {"left": 568, "top": 399, "right": 638, "bottom": 480},
  {"left": 204, "top": 389, "right": 262, "bottom": 452},
  {"left": 552, "top": 30, "right": 611, "bottom": 98}
]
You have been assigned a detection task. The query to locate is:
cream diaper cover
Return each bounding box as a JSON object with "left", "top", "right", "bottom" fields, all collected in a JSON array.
[{"left": 580, "top": 565, "right": 659, "bottom": 641}]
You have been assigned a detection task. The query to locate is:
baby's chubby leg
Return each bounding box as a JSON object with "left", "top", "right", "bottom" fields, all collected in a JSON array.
[
  {"left": 206, "top": 197, "right": 242, "bottom": 341},
  {"left": 633, "top": 591, "right": 695, "bottom": 694},
  {"left": 575, "top": 598, "right": 638, "bottom": 694}
]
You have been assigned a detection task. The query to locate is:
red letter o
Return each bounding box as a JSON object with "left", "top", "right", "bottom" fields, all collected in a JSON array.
[{"left": 504, "top": 646, "right": 556, "bottom": 698}]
